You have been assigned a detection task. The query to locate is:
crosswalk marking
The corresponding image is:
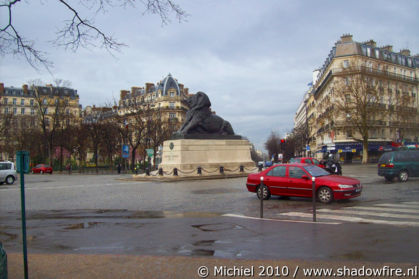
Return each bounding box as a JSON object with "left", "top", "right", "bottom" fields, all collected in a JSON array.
[
  {"left": 280, "top": 212, "right": 419, "bottom": 227},
  {"left": 317, "top": 208, "right": 419, "bottom": 220},
  {"left": 350, "top": 206, "right": 419, "bottom": 214},
  {"left": 373, "top": 203, "right": 419, "bottom": 209},
  {"left": 278, "top": 202, "right": 419, "bottom": 227}
]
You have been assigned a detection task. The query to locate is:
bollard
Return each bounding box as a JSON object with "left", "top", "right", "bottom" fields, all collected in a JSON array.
[
  {"left": 312, "top": 176, "right": 316, "bottom": 222},
  {"left": 173, "top": 168, "right": 178, "bottom": 176},
  {"left": 240, "top": 165, "right": 244, "bottom": 172},
  {"left": 158, "top": 168, "right": 163, "bottom": 176},
  {"left": 219, "top": 166, "right": 224, "bottom": 174},
  {"left": 260, "top": 176, "right": 264, "bottom": 218}
]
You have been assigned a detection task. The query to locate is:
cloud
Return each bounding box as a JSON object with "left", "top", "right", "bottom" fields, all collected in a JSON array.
[{"left": 1, "top": 0, "right": 418, "bottom": 151}]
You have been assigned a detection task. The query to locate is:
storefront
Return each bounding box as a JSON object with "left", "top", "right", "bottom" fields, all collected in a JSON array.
[{"left": 319, "top": 142, "right": 407, "bottom": 163}]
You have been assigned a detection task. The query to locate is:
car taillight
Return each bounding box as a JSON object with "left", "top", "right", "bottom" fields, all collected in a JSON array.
[{"left": 385, "top": 163, "right": 394, "bottom": 168}]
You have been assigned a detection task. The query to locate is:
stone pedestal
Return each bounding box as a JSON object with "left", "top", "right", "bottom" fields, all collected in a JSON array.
[{"left": 159, "top": 139, "right": 255, "bottom": 176}]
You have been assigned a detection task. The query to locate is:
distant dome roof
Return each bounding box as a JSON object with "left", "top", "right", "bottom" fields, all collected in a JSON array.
[{"left": 161, "top": 73, "right": 180, "bottom": 95}]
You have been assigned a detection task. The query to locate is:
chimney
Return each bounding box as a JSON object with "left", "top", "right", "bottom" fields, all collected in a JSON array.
[
  {"left": 145, "top": 83, "right": 154, "bottom": 93},
  {"left": 131, "top": 86, "right": 142, "bottom": 95},
  {"left": 364, "top": 40, "right": 376, "bottom": 47},
  {"left": 0, "top": 83, "right": 4, "bottom": 94},
  {"left": 400, "top": 49, "right": 411, "bottom": 56},
  {"left": 340, "top": 34, "right": 353, "bottom": 43},
  {"left": 120, "top": 90, "right": 129, "bottom": 99},
  {"left": 381, "top": 45, "right": 393, "bottom": 52},
  {"left": 22, "top": 84, "right": 29, "bottom": 94}
]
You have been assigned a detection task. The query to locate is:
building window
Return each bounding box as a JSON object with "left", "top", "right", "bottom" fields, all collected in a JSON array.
[
  {"left": 31, "top": 108, "right": 35, "bottom": 115},
  {"left": 169, "top": 102, "right": 175, "bottom": 109},
  {"left": 170, "top": 92, "right": 175, "bottom": 97},
  {"left": 30, "top": 99, "right": 34, "bottom": 106},
  {"left": 43, "top": 98, "right": 47, "bottom": 105},
  {"left": 13, "top": 108, "right": 17, "bottom": 115},
  {"left": 21, "top": 108, "right": 25, "bottom": 115},
  {"left": 13, "top": 98, "right": 17, "bottom": 105},
  {"left": 169, "top": 113, "right": 176, "bottom": 118},
  {"left": 21, "top": 99, "right": 24, "bottom": 106},
  {"left": 4, "top": 108, "right": 8, "bottom": 114},
  {"left": 3, "top": 98, "right": 7, "bottom": 105},
  {"left": 343, "top": 60, "right": 349, "bottom": 68}
]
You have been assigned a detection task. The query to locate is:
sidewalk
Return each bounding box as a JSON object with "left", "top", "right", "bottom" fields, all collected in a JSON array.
[{"left": 7, "top": 253, "right": 417, "bottom": 279}]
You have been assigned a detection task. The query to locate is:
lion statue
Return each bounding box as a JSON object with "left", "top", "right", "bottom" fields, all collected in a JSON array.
[{"left": 176, "top": 92, "right": 235, "bottom": 136}]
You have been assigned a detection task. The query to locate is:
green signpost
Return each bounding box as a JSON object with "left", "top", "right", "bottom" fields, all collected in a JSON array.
[
  {"left": 16, "top": 151, "right": 30, "bottom": 279},
  {"left": 146, "top": 148, "right": 154, "bottom": 158}
]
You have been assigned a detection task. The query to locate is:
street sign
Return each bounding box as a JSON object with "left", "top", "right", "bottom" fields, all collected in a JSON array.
[
  {"left": 146, "top": 148, "right": 154, "bottom": 158},
  {"left": 16, "top": 151, "right": 30, "bottom": 173},
  {"left": 122, "top": 145, "right": 129, "bottom": 158}
]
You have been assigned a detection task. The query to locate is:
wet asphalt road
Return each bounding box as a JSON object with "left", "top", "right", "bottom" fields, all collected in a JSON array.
[{"left": 1, "top": 164, "right": 419, "bottom": 263}]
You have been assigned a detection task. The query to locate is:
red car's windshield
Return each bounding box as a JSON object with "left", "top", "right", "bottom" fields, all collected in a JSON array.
[{"left": 303, "top": 165, "right": 330, "bottom": 177}]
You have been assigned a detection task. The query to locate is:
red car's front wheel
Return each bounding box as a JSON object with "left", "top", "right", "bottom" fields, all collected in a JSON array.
[
  {"left": 257, "top": 185, "right": 271, "bottom": 200},
  {"left": 317, "top": 187, "right": 333, "bottom": 204}
]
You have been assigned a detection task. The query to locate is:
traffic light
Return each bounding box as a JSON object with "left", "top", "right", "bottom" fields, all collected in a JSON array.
[{"left": 280, "top": 139, "right": 285, "bottom": 144}]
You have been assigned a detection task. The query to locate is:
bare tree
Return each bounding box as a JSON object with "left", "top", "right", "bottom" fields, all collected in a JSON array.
[
  {"left": 331, "top": 74, "right": 382, "bottom": 164},
  {"left": 31, "top": 84, "right": 70, "bottom": 164},
  {"left": 264, "top": 131, "right": 282, "bottom": 161},
  {"left": 99, "top": 121, "right": 120, "bottom": 168},
  {"left": 1, "top": 0, "right": 187, "bottom": 69}
]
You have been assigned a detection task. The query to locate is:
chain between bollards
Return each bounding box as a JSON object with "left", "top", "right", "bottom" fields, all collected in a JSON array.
[{"left": 312, "top": 176, "right": 316, "bottom": 222}]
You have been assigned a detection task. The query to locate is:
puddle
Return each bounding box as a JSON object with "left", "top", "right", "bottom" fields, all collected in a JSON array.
[
  {"left": 192, "top": 223, "right": 243, "bottom": 232},
  {"left": 0, "top": 231, "right": 18, "bottom": 241},
  {"left": 65, "top": 222, "right": 102, "bottom": 230},
  {"left": 28, "top": 210, "right": 222, "bottom": 220},
  {"left": 192, "top": 188, "right": 242, "bottom": 194},
  {"left": 193, "top": 240, "right": 215, "bottom": 246}
]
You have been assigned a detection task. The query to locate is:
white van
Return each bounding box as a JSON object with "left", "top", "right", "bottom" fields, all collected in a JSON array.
[{"left": 0, "top": 161, "right": 17, "bottom": 185}]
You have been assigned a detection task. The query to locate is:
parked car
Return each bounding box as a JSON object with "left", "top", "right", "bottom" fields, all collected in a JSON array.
[
  {"left": 0, "top": 161, "right": 17, "bottom": 185},
  {"left": 289, "top": 157, "right": 324, "bottom": 167},
  {"left": 378, "top": 150, "right": 419, "bottom": 182},
  {"left": 246, "top": 163, "right": 362, "bottom": 203},
  {"left": 32, "top": 164, "right": 53, "bottom": 174}
]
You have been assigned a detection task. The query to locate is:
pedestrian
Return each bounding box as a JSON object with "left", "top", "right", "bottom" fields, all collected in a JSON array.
[{"left": 117, "top": 163, "right": 121, "bottom": 174}]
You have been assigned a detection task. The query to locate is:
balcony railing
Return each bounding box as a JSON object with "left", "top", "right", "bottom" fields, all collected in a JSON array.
[{"left": 333, "top": 66, "right": 418, "bottom": 84}]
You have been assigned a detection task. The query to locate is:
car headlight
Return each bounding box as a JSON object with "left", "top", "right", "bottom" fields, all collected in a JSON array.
[{"left": 338, "top": 184, "right": 353, "bottom": 189}]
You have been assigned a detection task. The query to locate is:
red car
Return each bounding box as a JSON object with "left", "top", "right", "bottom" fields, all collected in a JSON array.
[
  {"left": 32, "top": 164, "right": 53, "bottom": 174},
  {"left": 289, "top": 157, "right": 325, "bottom": 168},
  {"left": 246, "top": 163, "right": 361, "bottom": 203}
]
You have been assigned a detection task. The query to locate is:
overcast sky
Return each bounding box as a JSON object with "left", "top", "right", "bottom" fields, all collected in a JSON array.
[{"left": 1, "top": 0, "right": 418, "bottom": 151}]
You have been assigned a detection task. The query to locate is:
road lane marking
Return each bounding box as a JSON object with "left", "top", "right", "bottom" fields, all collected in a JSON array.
[{"left": 279, "top": 212, "right": 419, "bottom": 227}]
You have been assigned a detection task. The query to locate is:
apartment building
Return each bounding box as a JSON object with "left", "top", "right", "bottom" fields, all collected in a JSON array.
[
  {"left": 300, "top": 35, "right": 419, "bottom": 162},
  {"left": 0, "top": 83, "right": 81, "bottom": 159},
  {"left": 118, "top": 73, "right": 189, "bottom": 132}
]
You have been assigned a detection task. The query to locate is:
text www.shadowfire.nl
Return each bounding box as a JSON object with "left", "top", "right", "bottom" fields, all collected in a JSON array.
[{"left": 197, "top": 265, "right": 418, "bottom": 278}]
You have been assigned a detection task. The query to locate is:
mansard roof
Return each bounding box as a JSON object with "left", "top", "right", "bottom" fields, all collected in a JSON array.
[{"left": 160, "top": 73, "right": 180, "bottom": 96}]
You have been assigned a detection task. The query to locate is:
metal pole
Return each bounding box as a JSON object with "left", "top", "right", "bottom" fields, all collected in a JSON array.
[
  {"left": 260, "top": 176, "right": 264, "bottom": 219},
  {"left": 19, "top": 152, "right": 29, "bottom": 279},
  {"left": 312, "top": 176, "right": 316, "bottom": 222}
]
